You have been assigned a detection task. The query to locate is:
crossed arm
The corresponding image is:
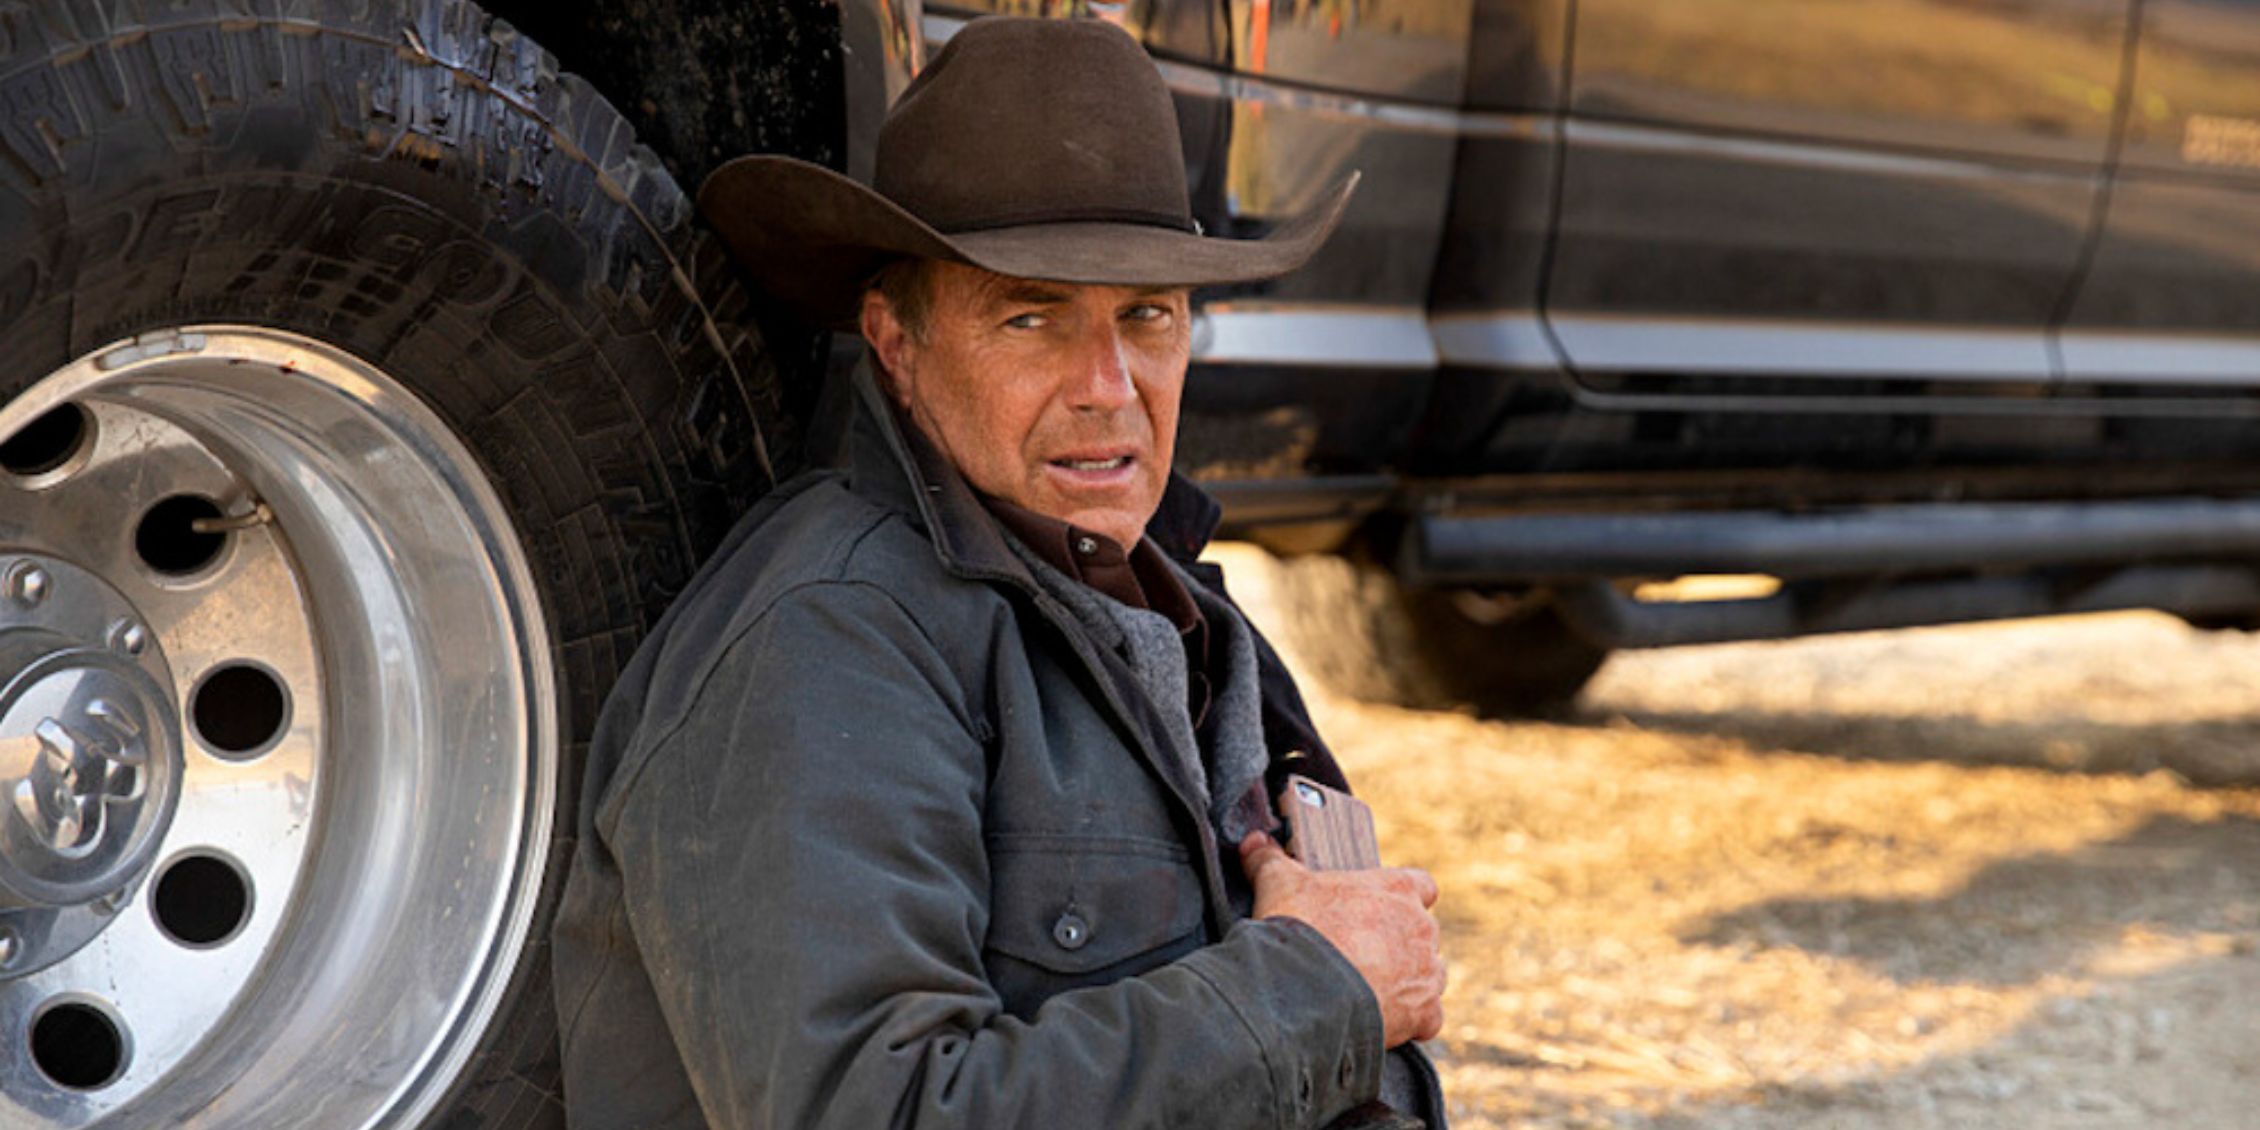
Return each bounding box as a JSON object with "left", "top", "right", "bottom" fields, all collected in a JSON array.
[{"left": 601, "top": 582, "right": 1403, "bottom": 1129}]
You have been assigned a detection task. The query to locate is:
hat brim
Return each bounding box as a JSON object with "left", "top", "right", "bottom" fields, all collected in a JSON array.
[{"left": 697, "top": 155, "right": 1357, "bottom": 328}]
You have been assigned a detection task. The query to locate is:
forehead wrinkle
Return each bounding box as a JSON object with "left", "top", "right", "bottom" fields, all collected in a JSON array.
[
  {"left": 946, "top": 267, "right": 1194, "bottom": 326},
  {"left": 998, "top": 283, "right": 1073, "bottom": 307},
  {"left": 953, "top": 265, "right": 1067, "bottom": 311}
]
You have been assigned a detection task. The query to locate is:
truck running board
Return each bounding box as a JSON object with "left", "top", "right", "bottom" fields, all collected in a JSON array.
[
  {"left": 1411, "top": 497, "right": 2260, "bottom": 583},
  {"left": 1549, "top": 566, "right": 2260, "bottom": 649}
]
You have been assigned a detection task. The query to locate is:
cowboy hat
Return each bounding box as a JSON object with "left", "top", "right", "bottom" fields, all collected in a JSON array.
[{"left": 697, "top": 15, "right": 1357, "bottom": 327}]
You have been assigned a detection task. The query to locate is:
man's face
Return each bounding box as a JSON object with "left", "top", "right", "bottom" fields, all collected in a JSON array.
[{"left": 861, "top": 260, "right": 1192, "bottom": 548}]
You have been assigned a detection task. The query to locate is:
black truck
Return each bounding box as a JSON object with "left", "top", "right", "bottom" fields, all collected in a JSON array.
[{"left": 1, "top": 0, "right": 2256, "bottom": 1124}]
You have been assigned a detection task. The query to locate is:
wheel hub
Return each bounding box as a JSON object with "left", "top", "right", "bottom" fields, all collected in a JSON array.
[
  {"left": 0, "top": 326, "right": 555, "bottom": 1126},
  {"left": 0, "top": 555, "right": 181, "bottom": 976}
]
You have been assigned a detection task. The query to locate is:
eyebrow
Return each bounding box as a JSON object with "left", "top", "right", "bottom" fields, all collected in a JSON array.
[
  {"left": 980, "top": 283, "right": 1185, "bottom": 310},
  {"left": 991, "top": 283, "right": 1073, "bottom": 307}
]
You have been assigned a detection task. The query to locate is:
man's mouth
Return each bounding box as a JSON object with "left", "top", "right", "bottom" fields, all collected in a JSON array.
[
  {"left": 1052, "top": 455, "right": 1132, "bottom": 472},
  {"left": 1044, "top": 450, "right": 1140, "bottom": 487}
]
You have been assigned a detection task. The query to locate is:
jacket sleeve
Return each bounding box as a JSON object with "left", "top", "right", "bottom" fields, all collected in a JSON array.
[{"left": 599, "top": 580, "right": 1385, "bottom": 1130}]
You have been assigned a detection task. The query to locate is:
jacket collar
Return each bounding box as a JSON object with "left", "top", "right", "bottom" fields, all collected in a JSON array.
[{"left": 845, "top": 357, "right": 1224, "bottom": 581}]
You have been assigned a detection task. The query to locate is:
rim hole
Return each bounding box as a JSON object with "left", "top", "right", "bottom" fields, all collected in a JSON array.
[
  {"left": 30, "top": 1000, "right": 128, "bottom": 1090},
  {"left": 0, "top": 403, "right": 91, "bottom": 479},
  {"left": 135, "top": 495, "right": 228, "bottom": 576},
  {"left": 152, "top": 853, "right": 253, "bottom": 948},
  {"left": 191, "top": 663, "right": 291, "bottom": 758}
]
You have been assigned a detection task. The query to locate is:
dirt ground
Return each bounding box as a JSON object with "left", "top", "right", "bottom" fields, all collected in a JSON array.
[{"left": 1208, "top": 544, "right": 2260, "bottom": 1130}]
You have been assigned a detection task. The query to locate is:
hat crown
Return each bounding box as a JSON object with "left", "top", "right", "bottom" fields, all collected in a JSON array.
[{"left": 874, "top": 19, "right": 1194, "bottom": 236}]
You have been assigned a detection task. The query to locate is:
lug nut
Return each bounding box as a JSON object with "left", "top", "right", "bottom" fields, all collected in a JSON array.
[
  {"left": 5, "top": 562, "right": 50, "bottom": 608},
  {"left": 0, "top": 925, "right": 17, "bottom": 968},
  {"left": 108, "top": 618, "right": 149, "bottom": 656}
]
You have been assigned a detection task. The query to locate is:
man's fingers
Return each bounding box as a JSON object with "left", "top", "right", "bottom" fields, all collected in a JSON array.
[
  {"left": 1237, "top": 831, "right": 1297, "bottom": 883},
  {"left": 1413, "top": 1000, "right": 1446, "bottom": 1043},
  {"left": 1381, "top": 867, "right": 1440, "bottom": 908}
]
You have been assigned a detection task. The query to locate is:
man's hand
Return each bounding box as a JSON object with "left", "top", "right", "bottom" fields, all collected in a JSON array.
[{"left": 1238, "top": 832, "right": 1446, "bottom": 1048}]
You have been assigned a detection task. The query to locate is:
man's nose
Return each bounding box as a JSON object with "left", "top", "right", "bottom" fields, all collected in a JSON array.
[{"left": 1067, "top": 327, "right": 1138, "bottom": 412}]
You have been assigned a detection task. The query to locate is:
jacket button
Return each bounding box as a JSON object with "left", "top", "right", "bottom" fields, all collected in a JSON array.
[
  {"left": 1052, "top": 911, "right": 1091, "bottom": 950},
  {"left": 1074, "top": 535, "right": 1100, "bottom": 557}
]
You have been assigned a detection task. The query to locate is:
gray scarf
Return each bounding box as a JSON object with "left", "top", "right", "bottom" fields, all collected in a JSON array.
[{"left": 1006, "top": 537, "right": 1271, "bottom": 845}]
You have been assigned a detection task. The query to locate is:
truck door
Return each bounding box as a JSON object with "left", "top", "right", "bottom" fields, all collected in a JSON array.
[
  {"left": 2060, "top": 0, "right": 2260, "bottom": 395},
  {"left": 1543, "top": 0, "right": 2132, "bottom": 387}
]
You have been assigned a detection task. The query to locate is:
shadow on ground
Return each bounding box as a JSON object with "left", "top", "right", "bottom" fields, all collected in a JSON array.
[
  {"left": 1651, "top": 938, "right": 2260, "bottom": 1130},
  {"left": 1642, "top": 816, "right": 2260, "bottom": 1127},
  {"left": 1680, "top": 813, "right": 2260, "bottom": 987}
]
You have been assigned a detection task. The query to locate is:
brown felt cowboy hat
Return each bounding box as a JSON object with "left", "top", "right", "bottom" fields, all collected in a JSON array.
[{"left": 697, "top": 15, "right": 1357, "bottom": 327}]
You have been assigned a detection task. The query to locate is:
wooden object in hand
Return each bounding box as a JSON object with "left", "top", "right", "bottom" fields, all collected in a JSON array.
[{"left": 1278, "top": 774, "right": 1382, "bottom": 871}]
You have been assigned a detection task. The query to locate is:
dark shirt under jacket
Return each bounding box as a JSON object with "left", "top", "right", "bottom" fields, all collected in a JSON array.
[{"left": 981, "top": 496, "right": 1214, "bottom": 729}]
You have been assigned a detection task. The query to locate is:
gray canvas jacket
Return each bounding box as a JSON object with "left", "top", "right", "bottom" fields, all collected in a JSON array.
[{"left": 551, "top": 363, "right": 1444, "bottom": 1129}]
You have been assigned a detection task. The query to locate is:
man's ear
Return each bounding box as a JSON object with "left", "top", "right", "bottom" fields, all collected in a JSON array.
[{"left": 859, "top": 288, "right": 914, "bottom": 406}]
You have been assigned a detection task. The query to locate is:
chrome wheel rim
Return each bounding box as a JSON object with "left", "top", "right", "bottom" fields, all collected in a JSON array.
[{"left": 0, "top": 327, "right": 557, "bottom": 1127}]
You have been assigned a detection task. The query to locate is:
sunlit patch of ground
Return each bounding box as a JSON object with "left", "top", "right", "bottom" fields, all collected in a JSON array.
[{"left": 1210, "top": 544, "right": 2260, "bottom": 1129}]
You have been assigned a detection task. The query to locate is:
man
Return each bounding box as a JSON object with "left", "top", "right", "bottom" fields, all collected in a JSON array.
[{"left": 551, "top": 16, "right": 1448, "bottom": 1128}]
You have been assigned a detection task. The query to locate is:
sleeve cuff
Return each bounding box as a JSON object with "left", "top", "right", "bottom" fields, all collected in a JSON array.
[{"left": 1180, "top": 916, "right": 1387, "bottom": 1128}]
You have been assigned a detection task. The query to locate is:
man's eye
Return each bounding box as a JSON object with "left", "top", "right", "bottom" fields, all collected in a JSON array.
[
  {"left": 1004, "top": 312, "right": 1047, "bottom": 330},
  {"left": 1124, "top": 304, "right": 1171, "bottom": 323}
]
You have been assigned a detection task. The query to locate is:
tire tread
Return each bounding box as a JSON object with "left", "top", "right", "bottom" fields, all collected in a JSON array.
[{"left": 0, "top": 2, "right": 810, "bottom": 1125}]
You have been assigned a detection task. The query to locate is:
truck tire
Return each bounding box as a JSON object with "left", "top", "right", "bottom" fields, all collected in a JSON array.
[
  {"left": 1397, "top": 587, "right": 1610, "bottom": 718},
  {"left": 0, "top": 2, "right": 791, "bottom": 1126}
]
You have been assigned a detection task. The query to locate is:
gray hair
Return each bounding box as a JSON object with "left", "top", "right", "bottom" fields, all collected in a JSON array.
[{"left": 868, "top": 258, "right": 935, "bottom": 341}]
